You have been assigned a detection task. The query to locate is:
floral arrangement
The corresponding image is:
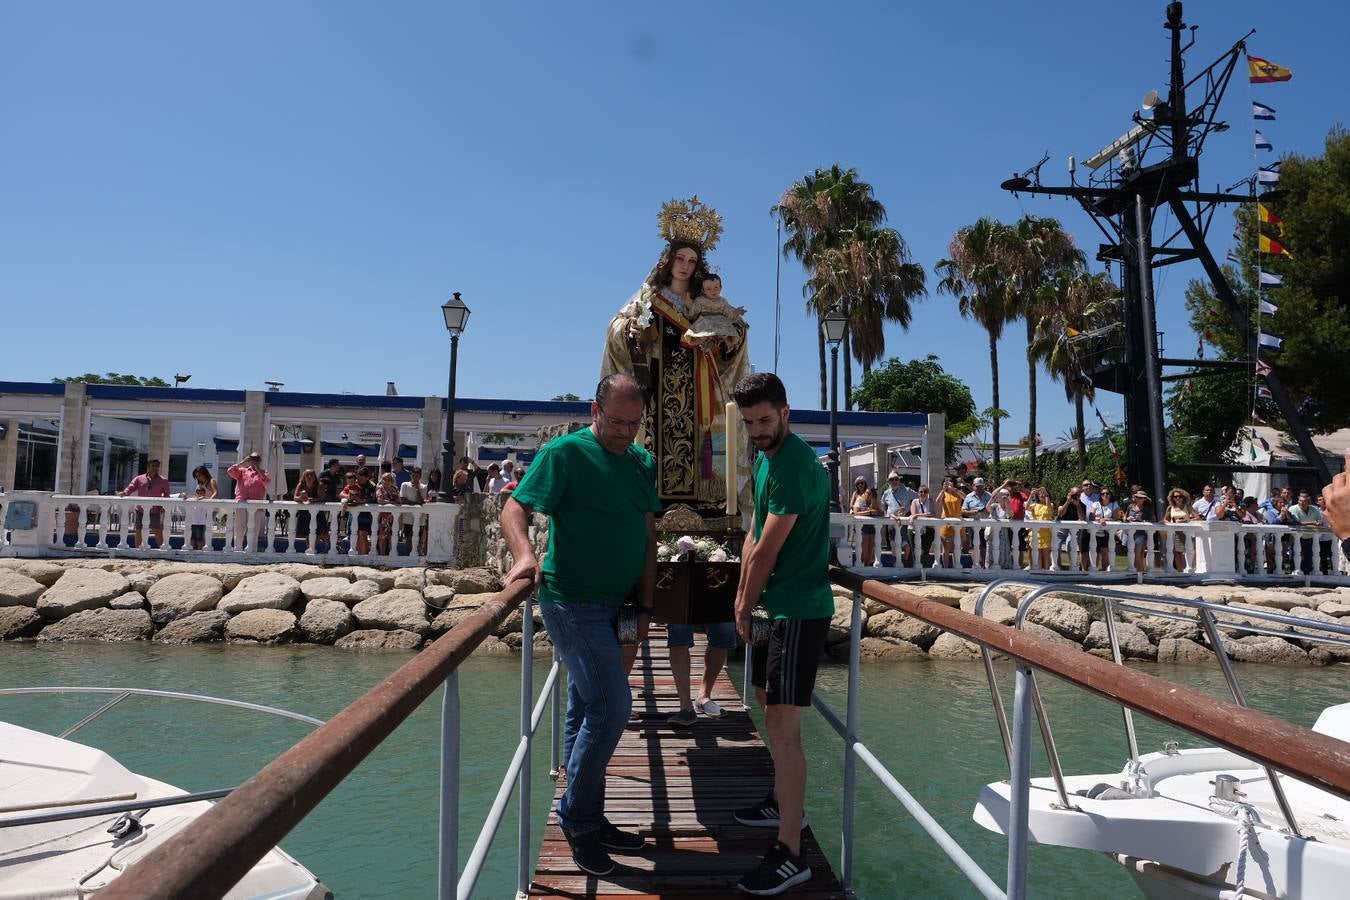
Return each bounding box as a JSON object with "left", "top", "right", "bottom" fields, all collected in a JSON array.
[{"left": 657, "top": 533, "right": 739, "bottom": 563}]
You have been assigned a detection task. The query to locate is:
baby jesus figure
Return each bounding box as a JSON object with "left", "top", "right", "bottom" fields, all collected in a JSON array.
[{"left": 682, "top": 273, "right": 747, "bottom": 354}]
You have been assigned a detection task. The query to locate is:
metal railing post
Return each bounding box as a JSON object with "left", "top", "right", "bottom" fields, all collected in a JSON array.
[
  {"left": 1006, "top": 666, "right": 1033, "bottom": 900},
  {"left": 438, "top": 670, "right": 461, "bottom": 900},
  {"left": 517, "top": 592, "right": 535, "bottom": 896},
  {"left": 840, "top": 590, "right": 862, "bottom": 889},
  {"left": 549, "top": 646, "right": 562, "bottom": 779},
  {"left": 1100, "top": 597, "right": 1140, "bottom": 762},
  {"left": 743, "top": 632, "right": 753, "bottom": 704},
  {"left": 1198, "top": 608, "right": 1303, "bottom": 837}
]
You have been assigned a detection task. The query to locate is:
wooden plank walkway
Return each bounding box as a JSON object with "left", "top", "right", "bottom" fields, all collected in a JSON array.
[{"left": 529, "top": 626, "right": 847, "bottom": 899}]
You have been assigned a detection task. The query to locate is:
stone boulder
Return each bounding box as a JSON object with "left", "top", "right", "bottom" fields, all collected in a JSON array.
[
  {"left": 905, "top": 583, "right": 967, "bottom": 607},
  {"left": 300, "top": 599, "right": 356, "bottom": 645},
  {"left": 865, "top": 610, "right": 939, "bottom": 649},
  {"left": 430, "top": 605, "right": 481, "bottom": 635},
  {"left": 0, "top": 606, "right": 44, "bottom": 640},
  {"left": 0, "top": 570, "right": 45, "bottom": 607},
  {"left": 1212, "top": 603, "right": 1293, "bottom": 637},
  {"left": 423, "top": 584, "right": 457, "bottom": 606},
  {"left": 928, "top": 632, "right": 983, "bottom": 660},
  {"left": 1084, "top": 619, "right": 1157, "bottom": 660},
  {"left": 335, "top": 628, "right": 423, "bottom": 651},
  {"left": 1223, "top": 634, "right": 1308, "bottom": 666},
  {"left": 39, "top": 608, "right": 152, "bottom": 642},
  {"left": 38, "top": 569, "right": 131, "bottom": 619},
  {"left": 1286, "top": 607, "right": 1350, "bottom": 662},
  {"left": 146, "top": 573, "right": 225, "bottom": 624},
  {"left": 827, "top": 596, "right": 867, "bottom": 645},
  {"left": 1238, "top": 590, "right": 1306, "bottom": 611},
  {"left": 960, "top": 591, "right": 1016, "bottom": 626},
  {"left": 270, "top": 563, "right": 330, "bottom": 582},
  {"left": 1123, "top": 604, "right": 1201, "bottom": 642},
  {"left": 334, "top": 567, "right": 396, "bottom": 591},
  {"left": 225, "top": 609, "right": 298, "bottom": 644},
  {"left": 472, "top": 635, "right": 513, "bottom": 655},
  {"left": 1317, "top": 600, "right": 1350, "bottom": 617},
  {"left": 219, "top": 572, "right": 301, "bottom": 614},
  {"left": 149, "top": 563, "right": 255, "bottom": 589},
  {"left": 125, "top": 571, "right": 159, "bottom": 594},
  {"left": 1022, "top": 621, "right": 1083, "bottom": 652},
  {"left": 299, "top": 577, "right": 381, "bottom": 605},
  {"left": 394, "top": 568, "right": 427, "bottom": 590},
  {"left": 352, "top": 590, "right": 430, "bottom": 635},
  {"left": 501, "top": 631, "right": 554, "bottom": 656},
  {"left": 155, "top": 610, "right": 229, "bottom": 644},
  {"left": 829, "top": 636, "right": 926, "bottom": 660},
  {"left": 427, "top": 567, "right": 500, "bottom": 594},
  {"left": 1025, "top": 597, "right": 1093, "bottom": 642},
  {"left": 109, "top": 591, "right": 147, "bottom": 610},
  {"left": 1157, "top": 637, "right": 1214, "bottom": 664},
  {"left": 0, "top": 559, "right": 65, "bottom": 586}
]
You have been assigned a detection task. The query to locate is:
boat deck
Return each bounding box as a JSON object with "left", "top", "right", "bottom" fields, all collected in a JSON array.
[{"left": 528, "top": 626, "right": 846, "bottom": 899}]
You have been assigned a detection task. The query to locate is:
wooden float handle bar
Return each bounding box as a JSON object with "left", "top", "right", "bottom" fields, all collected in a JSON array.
[
  {"left": 831, "top": 569, "right": 1350, "bottom": 801},
  {"left": 99, "top": 576, "right": 534, "bottom": 900}
]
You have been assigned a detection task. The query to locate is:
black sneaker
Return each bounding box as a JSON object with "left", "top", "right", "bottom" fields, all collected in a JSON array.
[
  {"left": 733, "top": 792, "right": 781, "bottom": 828},
  {"left": 597, "top": 820, "right": 645, "bottom": 853},
  {"left": 564, "top": 827, "right": 615, "bottom": 876},
  {"left": 737, "top": 841, "right": 812, "bottom": 895}
]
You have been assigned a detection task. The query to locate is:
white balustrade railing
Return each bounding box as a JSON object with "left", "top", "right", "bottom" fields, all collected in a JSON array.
[
  {"left": 12, "top": 493, "right": 461, "bottom": 567},
  {"left": 832, "top": 514, "right": 1349, "bottom": 584}
]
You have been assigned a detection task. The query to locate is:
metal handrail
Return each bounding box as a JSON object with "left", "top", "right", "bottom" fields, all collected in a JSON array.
[
  {"left": 0, "top": 686, "right": 327, "bottom": 732},
  {"left": 830, "top": 568, "right": 1350, "bottom": 900},
  {"left": 97, "top": 576, "right": 534, "bottom": 900}
]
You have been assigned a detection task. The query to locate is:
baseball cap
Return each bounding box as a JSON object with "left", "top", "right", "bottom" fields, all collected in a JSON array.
[{"left": 973, "top": 477, "right": 986, "bottom": 486}]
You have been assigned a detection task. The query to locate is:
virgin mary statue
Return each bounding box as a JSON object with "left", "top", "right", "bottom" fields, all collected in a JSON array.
[{"left": 600, "top": 197, "right": 750, "bottom": 519}]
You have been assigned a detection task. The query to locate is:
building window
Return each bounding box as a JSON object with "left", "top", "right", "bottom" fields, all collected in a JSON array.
[{"left": 168, "top": 452, "right": 188, "bottom": 486}]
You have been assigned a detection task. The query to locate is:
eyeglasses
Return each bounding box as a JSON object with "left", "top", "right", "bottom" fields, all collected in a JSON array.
[{"left": 597, "top": 405, "right": 642, "bottom": 430}]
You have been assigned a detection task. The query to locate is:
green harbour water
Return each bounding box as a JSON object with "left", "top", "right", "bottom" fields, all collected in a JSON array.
[{"left": 1, "top": 641, "right": 1345, "bottom": 899}]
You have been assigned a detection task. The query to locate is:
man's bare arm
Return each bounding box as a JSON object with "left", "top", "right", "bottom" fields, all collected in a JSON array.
[
  {"left": 735, "top": 512, "right": 797, "bottom": 641},
  {"left": 500, "top": 497, "right": 541, "bottom": 587}
]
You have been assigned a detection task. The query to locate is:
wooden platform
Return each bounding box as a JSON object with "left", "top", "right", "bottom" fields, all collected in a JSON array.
[{"left": 529, "top": 627, "right": 847, "bottom": 899}]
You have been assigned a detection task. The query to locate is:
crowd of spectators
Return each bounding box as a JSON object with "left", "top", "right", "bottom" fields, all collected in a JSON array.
[{"left": 846, "top": 472, "right": 1342, "bottom": 575}]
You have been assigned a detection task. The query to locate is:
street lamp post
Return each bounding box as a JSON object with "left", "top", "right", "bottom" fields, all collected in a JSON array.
[
  {"left": 440, "top": 292, "right": 471, "bottom": 502},
  {"left": 822, "top": 306, "right": 848, "bottom": 514}
]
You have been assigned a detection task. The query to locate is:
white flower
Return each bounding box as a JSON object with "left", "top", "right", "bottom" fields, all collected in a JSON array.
[
  {"left": 657, "top": 544, "right": 673, "bottom": 559},
  {"left": 695, "top": 538, "right": 715, "bottom": 553},
  {"left": 676, "top": 535, "right": 697, "bottom": 554},
  {"left": 707, "top": 548, "right": 728, "bottom": 562}
]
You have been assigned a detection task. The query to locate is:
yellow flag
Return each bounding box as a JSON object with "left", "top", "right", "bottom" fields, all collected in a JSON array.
[
  {"left": 1248, "top": 55, "right": 1293, "bottom": 83},
  {"left": 1258, "top": 203, "right": 1285, "bottom": 234},
  {"left": 1065, "top": 326, "right": 1080, "bottom": 337},
  {"left": 1260, "top": 234, "right": 1293, "bottom": 258}
]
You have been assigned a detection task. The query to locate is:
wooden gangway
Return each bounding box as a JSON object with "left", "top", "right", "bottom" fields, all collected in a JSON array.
[{"left": 529, "top": 626, "right": 846, "bottom": 899}]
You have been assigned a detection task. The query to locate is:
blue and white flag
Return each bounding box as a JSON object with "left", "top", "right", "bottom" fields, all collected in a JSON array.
[
  {"left": 1226, "top": 249, "right": 1241, "bottom": 264},
  {"left": 1258, "top": 164, "right": 1281, "bottom": 185},
  {"left": 1259, "top": 298, "right": 1278, "bottom": 315},
  {"left": 1256, "top": 385, "right": 1273, "bottom": 400},
  {"left": 1255, "top": 130, "right": 1273, "bottom": 151},
  {"left": 1259, "top": 270, "right": 1284, "bottom": 286},
  {"left": 1252, "top": 101, "right": 1276, "bottom": 121},
  {"left": 1258, "top": 332, "right": 1283, "bottom": 350}
]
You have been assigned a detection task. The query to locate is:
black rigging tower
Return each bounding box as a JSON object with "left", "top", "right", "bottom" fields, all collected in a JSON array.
[{"left": 1000, "top": 1, "right": 1331, "bottom": 505}]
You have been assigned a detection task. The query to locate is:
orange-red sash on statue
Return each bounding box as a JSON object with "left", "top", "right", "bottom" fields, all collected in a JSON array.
[{"left": 647, "top": 288, "right": 722, "bottom": 429}]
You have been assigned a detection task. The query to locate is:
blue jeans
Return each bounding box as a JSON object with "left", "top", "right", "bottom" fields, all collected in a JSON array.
[{"left": 541, "top": 601, "right": 631, "bottom": 837}]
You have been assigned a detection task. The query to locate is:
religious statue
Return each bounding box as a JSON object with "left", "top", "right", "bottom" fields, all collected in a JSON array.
[{"left": 600, "top": 197, "right": 750, "bottom": 518}]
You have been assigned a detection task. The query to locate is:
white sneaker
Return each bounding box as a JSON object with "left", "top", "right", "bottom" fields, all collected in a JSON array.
[{"left": 694, "top": 698, "right": 724, "bottom": 718}]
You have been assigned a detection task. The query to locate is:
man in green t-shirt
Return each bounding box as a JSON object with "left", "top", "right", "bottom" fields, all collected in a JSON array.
[
  {"left": 500, "top": 372, "right": 662, "bottom": 877},
  {"left": 728, "top": 372, "right": 832, "bottom": 896}
]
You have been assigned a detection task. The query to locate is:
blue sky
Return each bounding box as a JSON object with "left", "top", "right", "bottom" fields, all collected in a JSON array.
[{"left": 4, "top": 1, "right": 1345, "bottom": 441}]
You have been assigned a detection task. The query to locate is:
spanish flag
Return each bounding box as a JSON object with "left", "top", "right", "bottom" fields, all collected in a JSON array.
[
  {"left": 1258, "top": 203, "right": 1284, "bottom": 234},
  {"left": 1248, "top": 55, "right": 1293, "bottom": 83},
  {"left": 1260, "top": 234, "right": 1292, "bottom": 257}
]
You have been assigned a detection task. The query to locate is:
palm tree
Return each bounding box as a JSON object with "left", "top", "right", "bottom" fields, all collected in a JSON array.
[
  {"left": 775, "top": 165, "right": 887, "bottom": 408},
  {"left": 1030, "top": 270, "right": 1120, "bottom": 468},
  {"left": 1006, "top": 215, "right": 1085, "bottom": 476},
  {"left": 811, "top": 223, "right": 927, "bottom": 390},
  {"left": 935, "top": 217, "right": 1015, "bottom": 480}
]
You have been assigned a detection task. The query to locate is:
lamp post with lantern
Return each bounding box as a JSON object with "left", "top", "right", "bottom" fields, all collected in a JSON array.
[
  {"left": 440, "top": 292, "right": 471, "bottom": 501},
  {"left": 822, "top": 306, "right": 848, "bottom": 514}
]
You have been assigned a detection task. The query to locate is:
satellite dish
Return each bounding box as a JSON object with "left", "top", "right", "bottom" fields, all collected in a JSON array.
[
  {"left": 1141, "top": 90, "right": 1160, "bottom": 111},
  {"left": 1000, "top": 175, "right": 1032, "bottom": 191}
]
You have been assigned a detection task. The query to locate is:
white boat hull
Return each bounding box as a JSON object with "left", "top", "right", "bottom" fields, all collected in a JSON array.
[{"left": 0, "top": 721, "right": 328, "bottom": 899}]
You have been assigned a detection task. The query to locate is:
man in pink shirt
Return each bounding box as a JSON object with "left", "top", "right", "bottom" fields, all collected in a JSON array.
[
  {"left": 120, "top": 459, "right": 171, "bottom": 548},
  {"left": 227, "top": 451, "right": 271, "bottom": 551}
]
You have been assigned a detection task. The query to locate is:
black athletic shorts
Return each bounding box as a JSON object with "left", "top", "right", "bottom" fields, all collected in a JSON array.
[{"left": 751, "top": 616, "right": 830, "bottom": 707}]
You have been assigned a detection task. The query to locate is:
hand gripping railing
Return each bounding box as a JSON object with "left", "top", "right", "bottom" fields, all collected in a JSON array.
[
  {"left": 829, "top": 568, "right": 1350, "bottom": 900},
  {"left": 97, "top": 576, "right": 541, "bottom": 900}
]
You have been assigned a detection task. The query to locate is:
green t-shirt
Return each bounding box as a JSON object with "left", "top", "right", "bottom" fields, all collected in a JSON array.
[
  {"left": 1288, "top": 504, "right": 1322, "bottom": 527},
  {"left": 511, "top": 427, "right": 662, "bottom": 607},
  {"left": 752, "top": 431, "right": 833, "bottom": 620}
]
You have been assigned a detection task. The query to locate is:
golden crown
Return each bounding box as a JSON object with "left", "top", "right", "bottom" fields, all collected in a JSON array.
[{"left": 657, "top": 196, "right": 723, "bottom": 253}]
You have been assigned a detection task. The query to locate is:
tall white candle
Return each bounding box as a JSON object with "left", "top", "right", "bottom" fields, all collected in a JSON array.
[{"left": 725, "top": 401, "right": 739, "bottom": 518}]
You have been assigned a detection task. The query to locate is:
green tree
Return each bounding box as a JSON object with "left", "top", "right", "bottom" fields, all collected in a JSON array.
[
  {"left": 551, "top": 393, "right": 582, "bottom": 401},
  {"left": 1005, "top": 215, "right": 1085, "bottom": 476},
  {"left": 53, "top": 372, "right": 170, "bottom": 387},
  {"left": 935, "top": 217, "right": 1016, "bottom": 480},
  {"left": 776, "top": 165, "right": 922, "bottom": 408},
  {"left": 1183, "top": 126, "right": 1350, "bottom": 431},
  {"left": 852, "top": 354, "right": 977, "bottom": 463},
  {"left": 1029, "top": 269, "right": 1119, "bottom": 468}
]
